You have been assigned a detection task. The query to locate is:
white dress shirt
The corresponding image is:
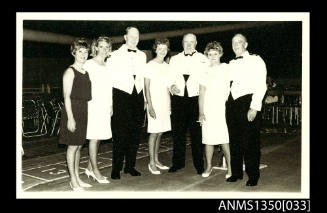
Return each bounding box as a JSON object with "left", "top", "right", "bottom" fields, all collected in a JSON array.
[
  {"left": 168, "top": 51, "right": 208, "bottom": 97},
  {"left": 228, "top": 51, "right": 267, "bottom": 111},
  {"left": 109, "top": 44, "right": 147, "bottom": 94}
]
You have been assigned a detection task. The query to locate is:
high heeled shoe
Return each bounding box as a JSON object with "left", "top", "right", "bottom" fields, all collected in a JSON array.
[
  {"left": 78, "top": 181, "right": 92, "bottom": 188},
  {"left": 69, "top": 182, "right": 85, "bottom": 192},
  {"left": 148, "top": 164, "right": 161, "bottom": 175},
  {"left": 201, "top": 168, "right": 213, "bottom": 178},
  {"left": 155, "top": 163, "right": 169, "bottom": 170},
  {"left": 85, "top": 168, "right": 110, "bottom": 184},
  {"left": 85, "top": 168, "right": 94, "bottom": 178},
  {"left": 85, "top": 168, "right": 108, "bottom": 179}
]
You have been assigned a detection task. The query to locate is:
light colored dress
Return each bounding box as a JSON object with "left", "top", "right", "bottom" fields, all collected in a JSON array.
[
  {"left": 144, "top": 60, "right": 171, "bottom": 133},
  {"left": 199, "top": 63, "right": 230, "bottom": 145},
  {"left": 84, "top": 59, "right": 112, "bottom": 140}
]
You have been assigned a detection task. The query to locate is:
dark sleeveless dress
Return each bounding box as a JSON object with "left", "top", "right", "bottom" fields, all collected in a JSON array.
[{"left": 59, "top": 66, "right": 92, "bottom": 145}]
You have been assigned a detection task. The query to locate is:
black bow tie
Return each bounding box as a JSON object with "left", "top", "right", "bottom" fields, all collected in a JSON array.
[
  {"left": 235, "top": 56, "right": 243, "bottom": 60},
  {"left": 184, "top": 52, "right": 195, "bottom": 57},
  {"left": 128, "top": 49, "right": 137, "bottom": 53}
]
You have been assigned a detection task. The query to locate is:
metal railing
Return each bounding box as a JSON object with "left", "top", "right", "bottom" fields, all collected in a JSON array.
[
  {"left": 261, "top": 92, "right": 301, "bottom": 133},
  {"left": 22, "top": 88, "right": 63, "bottom": 140},
  {"left": 22, "top": 87, "right": 302, "bottom": 141}
]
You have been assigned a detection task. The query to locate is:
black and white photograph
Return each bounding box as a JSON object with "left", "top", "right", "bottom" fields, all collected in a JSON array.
[{"left": 16, "top": 12, "right": 309, "bottom": 199}]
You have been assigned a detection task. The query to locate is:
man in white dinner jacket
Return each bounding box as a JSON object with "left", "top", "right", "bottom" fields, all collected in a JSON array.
[
  {"left": 109, "top": 27, "right": 146, "bottom": 180},
  {"left": 168, "top": 33, "right": 207, "bottom": 175},
  {"left": 225, "top": 33, "right": 267, "bottom": 187}
]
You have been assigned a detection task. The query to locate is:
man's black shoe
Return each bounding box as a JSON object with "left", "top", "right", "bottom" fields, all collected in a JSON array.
[
  {"left": 124, "top": 168, "right": 141, "bottom": 176},
  {"left": 168, "top": 166, "right": 181, "bottom": 173},
  {"left": 246, "top": 179, "right": 258, "bottom": 186},
  {"left": 111, "top": 171, "right": 121, "bottom": 179},
  {"left": 226, "top": 175, "right": 243, "bottom": 182}
]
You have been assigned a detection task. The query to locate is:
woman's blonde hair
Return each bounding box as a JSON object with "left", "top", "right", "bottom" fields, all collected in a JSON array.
[
  {"left": 90, "top": 36, "right": 112, "bottom": 57},
  {"left": 204, "top": 41, "right": 223, "bottom": 56}
]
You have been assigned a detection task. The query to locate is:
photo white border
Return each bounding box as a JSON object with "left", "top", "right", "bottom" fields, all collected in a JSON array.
[{"left": 17, "top": 12, "right": 310, "bottom": 199}]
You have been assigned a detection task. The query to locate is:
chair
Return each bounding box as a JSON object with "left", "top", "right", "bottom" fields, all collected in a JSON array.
[
  {"left": 22, "top": 97, "right": 48, "bottom": 138},
  {"left": 48, "top": 98, "right": 63, "bottom": 136}
]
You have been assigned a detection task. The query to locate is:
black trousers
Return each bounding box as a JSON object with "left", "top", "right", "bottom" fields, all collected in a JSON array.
[
  {"left": 111, "top": 87, "right": 144, "bottom": 172},
  {"left": 171, "top": 95, "right": 204, "bottom": 171},
  {"left": 226, "top": 94, "right": 262, "bottom": 180}
]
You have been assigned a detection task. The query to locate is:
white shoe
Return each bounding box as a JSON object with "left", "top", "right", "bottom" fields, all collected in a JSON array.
[
  {"left": 85, "top": 168, "right": 94, "bottom": 178},
  {"left": 78, "top": 181, "right": 92, "bottom": 188},
  {"left": 148, "top": 164, "right": 161, "bottom": 175},
  {"left": 69, "top": 182, "right": 85, "bottom": 192},
  {"left": 155, "top": 163, "right": 169, "bottom": 170},
  {"left": 85, "top": 168, "right": 108, "bottom": 179},
  {"left": 201, "top": 168, "right": 213, "bottom": 178},
  {"left": 85, "top": 168, "right": 110, "bottom": 184}
]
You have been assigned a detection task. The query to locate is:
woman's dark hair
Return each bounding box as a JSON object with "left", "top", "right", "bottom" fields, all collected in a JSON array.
[
  {"left": 70, "top": 38, "right": 90, "bottom": 56},
  {"left": 152, "top": 38, "right": 170, "bottom": 53}
]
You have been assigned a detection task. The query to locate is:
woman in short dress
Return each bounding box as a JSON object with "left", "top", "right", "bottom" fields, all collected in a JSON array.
[
  {"left": 198, "top": 41, "right": 232, "bottom": 178},
  {"left": 144, "top": 38, "right": 171, "bottom": 175},
  {"left": 83, "top": 36, "right": 112, "bottom": 184},
  {"left": 59, "top": 38, "right": 92, "bottom": 191}
]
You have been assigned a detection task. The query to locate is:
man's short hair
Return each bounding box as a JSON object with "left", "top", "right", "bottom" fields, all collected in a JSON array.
[
  {"left": 125, "top": 26, "right": 139, "bottom": 35},
  {"left": 233, "top": 33, "right": 247, "bottom": 43},
  {"left": 183, "top": 33, "right": 197, "bottom": 42}
]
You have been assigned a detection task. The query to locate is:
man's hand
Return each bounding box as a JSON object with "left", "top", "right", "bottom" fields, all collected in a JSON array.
[
  {"left": 247, "top": 108, "right": 257, "bottom": 122},
  {"left": 170, "top": 84, "right": 180, "bottom": 95}
]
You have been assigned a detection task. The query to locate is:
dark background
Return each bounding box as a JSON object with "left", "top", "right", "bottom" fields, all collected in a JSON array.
[{"left": 22, "top": 20, "right": 302, "bottom": 88}]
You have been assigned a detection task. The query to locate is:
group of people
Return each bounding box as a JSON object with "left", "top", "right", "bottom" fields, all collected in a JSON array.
[{"left": 59, "top": 26, "right": 267, "bottom": 192}]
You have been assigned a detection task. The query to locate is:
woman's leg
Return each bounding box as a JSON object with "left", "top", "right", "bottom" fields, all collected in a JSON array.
[
  {"left": 75, "top": 145, "right": 89, "bottom": 185},
  {"left": 154, "top": 132, "right": 164, "bottom": 165},
  {"left": 221, "top": 143, "right": 232, "bottom": 176},
  {"left": 67, "top": 145, "right": 80, "bottom": 187},
  {"left": 89, "top": 139, "right": 105, "bottom": 179},
  {"left": 204, "top": 144, "right": 214, "bottom": 173},
  {"left": 148, "top": 133, "right": 159, "bottom": 171},
  {"left": 86, "top": 141, "right": 93, "bottom": 172}
]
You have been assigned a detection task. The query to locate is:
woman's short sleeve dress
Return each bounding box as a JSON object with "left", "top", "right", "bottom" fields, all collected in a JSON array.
[
  {"left": 199, "top": 63, "right": 231, "bottom": 145},
  {"left": 59, "top": 67, "right": 92, "bottom": 145},
  {"left": 84, "top": 59, "right": 113, "bottom": 140},
  {"left": 144, "top": 60, "right": 171, "bottom": 133}
]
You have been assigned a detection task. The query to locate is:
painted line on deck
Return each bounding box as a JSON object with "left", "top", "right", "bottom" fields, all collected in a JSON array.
[
  {"left": 98, "top": 156, "right": 113, "bottom": 160},
  {"left": 178, "top": 137, "right": 298, "bottom": 191},
  {"left": 23, "top": 161, "right": 68, "bottom": 171},
  {"left": 179, "top": 173, "right": 221, "bottom": 191},
  {"left": 261, "top": 136, "right": 300, "bottom": 155},
  {"left": 22, "top": 173, "right": 49, "bottom": 181},
  {"left": 22, "top": 145, "right": 175, "bottom": 191},
  {"left": 23, "top": 182, "right": 48, "bottom": 191}
]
